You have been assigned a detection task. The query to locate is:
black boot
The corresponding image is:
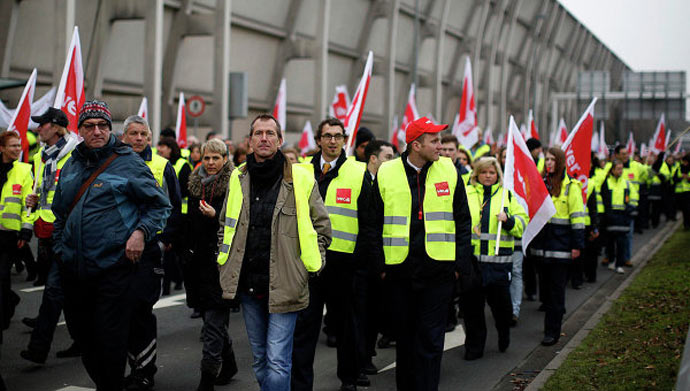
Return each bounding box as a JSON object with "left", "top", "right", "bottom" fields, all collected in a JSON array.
[
  {"left": 197, "top": 370, "right": 216, "bottom": 391},
  {"left": 215, "top": 345, "right": 238, "bottom": 385}
]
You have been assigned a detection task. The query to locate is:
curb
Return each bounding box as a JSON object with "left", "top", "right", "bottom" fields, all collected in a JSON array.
[{"left": 524, "top": 220, "right": 681, "bottom": 391}]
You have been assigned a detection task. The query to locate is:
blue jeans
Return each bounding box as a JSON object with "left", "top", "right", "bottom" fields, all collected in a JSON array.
[
  {"left": 509, "top": 251, "right": 524, "bottom": 317},
  {"left": 240, "top": 293, "right": 298, "bottom": 391}
]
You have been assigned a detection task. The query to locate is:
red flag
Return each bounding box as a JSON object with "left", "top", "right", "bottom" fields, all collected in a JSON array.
[
  {"left": 298, "top": 120, "right": 316, "bottom": 154},
  {"left": 452, "top": 57, "right": 478, "bottom": 148},
  {"left": 7, "top": 69, "right": 37, "bottom": 163},
  {"left": 329, "top": 85, "right": 350, "bottom": 123},
  {"left": 650, "top": 114, "right": 666, "bottom": 154},
  {"left": 562, "top": 98, "right": 597, "bottom": 202},
  {"left": 399, "top": 83, "right": 420, "bottom": 143},
  {"left": 54, "top": 27, "right": 85, "bottom": 134},
  {"left": 626, "top": 131, "right": 635, "bottom": 157},
  {"left": 390, "top": 115, "right": 401, "bottom": 151},
  {"left": 344, "top": 51, "right": 374, "bottom": 156},
  {"left": 175, "top": 92, "right": 187, "bottom": 148},
  {"left": 138, "top": 97, "right": 148, "bottom": 119},
  {"left": 528, "top": 109, "right": 540, "bottom": 140},
  {"left": 272, "top": 78, "right": 286, "bottom": 130},
  {"left": 497, "top": 131, "right": 507, "bottom": 148},
  {"left": 598, "top": 121, "right": 608, "bottom": 159},
  {"left": 640, "top": 143, "right": 648, "bottom": 158},
  {"left": 504, "top": 115, "right": 556, "bottom": 251}
]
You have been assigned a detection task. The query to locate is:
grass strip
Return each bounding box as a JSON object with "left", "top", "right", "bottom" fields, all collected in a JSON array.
[{"left": 544, "top": 228, "right": 690, "bottom": 391}]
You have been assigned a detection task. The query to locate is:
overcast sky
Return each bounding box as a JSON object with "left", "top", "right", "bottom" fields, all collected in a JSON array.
[{"left": 559, "top": 0, "right": 689, "bottom": 75}]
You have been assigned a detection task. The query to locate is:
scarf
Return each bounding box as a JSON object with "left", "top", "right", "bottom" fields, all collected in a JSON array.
[
  {"left": 188, "top": 160, "right": 233, "bottom": 202},
  {"left": 246, "top": 150, "right": 285, "bottom": 187},
  {"left": 39, "top": 133, "right": 79, "bottom": 208}
]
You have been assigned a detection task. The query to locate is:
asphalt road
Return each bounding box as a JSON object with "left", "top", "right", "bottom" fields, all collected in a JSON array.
[{"left": 0, "top": 223, "right": 667, "bottom": 391}]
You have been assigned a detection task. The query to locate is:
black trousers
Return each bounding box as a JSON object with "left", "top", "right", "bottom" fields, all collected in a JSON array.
[
  {"left": 539, "top": 262, "right": 569, "bottom": 339},
  {"left": 650, "top": 198, "right": 663, "bottom": 228},
  {"left": 582, "top": 235, "right": 600, "bottom": 282},
  {"left": 680, "top": 192, "right": 690, "bottom": 229},
  {"left": 389, "top": 278, "right": 453, "bottom": 391},
  {"left": 354, "top": 268, "right": 378, "bottom": 363},
  {"left": 28, "top": 257, "right": 78, "bottom": 356},
  {"left": 36, "top": 237, "right": 54, "bottom": 284},
  {"left": 127, "top": 244, "right": 163, "bottom": 377},
  {"left": 62, "top": 260, "right": 136, "bottom": 391},
  {"left": 201, "top": 307, "right": 233, "bottom": 374},
  {"left": 0, "top": 231, "right": 20, "bottom": 332},
  {"left": 292, "top": 255, "right": 362, "bottom": 389},
  {"left": 636, "top": 188, "right": 649, "bottom": 230},
  {"left": 523, "top": 254, "right": 538, "bottom": 298},
  {"left": 462, "top": 282, "right": 511, "bottom": 356},
  {"left": 605, "top": 231, "right": 627, "bottom": 268}
]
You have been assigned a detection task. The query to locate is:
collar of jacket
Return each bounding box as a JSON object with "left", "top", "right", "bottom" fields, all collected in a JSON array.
[
  {"left": 138, "top": 145, "right": 153, "bottom": 162},
  {"left": 188, "top": 160, "right": 233, "bottom": 199},
  {"left": 311, "top": 149, "right": 347, "bottom": 177},
  {"left": 400, "top": 150, "right": 433, "bottom": 175},
  {"left": 73, "top": 134, "right": 132, "bottom": 168},
  {"left": 239, "top": 155, "right": 294, "bottom": 183}
]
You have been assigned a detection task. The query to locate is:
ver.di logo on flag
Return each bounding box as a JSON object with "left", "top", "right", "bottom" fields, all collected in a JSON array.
[
  {"left": 435, "top": 182, "right": 450, "bottom": 196},
  {"left": 336, "top": 188, "right": 351, "bottom": 204}
]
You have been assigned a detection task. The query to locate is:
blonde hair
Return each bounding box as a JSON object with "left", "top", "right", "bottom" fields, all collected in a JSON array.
[
  {"left": 470, "top": 156, "right": 503, "bottom": 186},
  {"left": 55, "top": 125, "right": 68, "bottom": 136},
  {"left": 201, "top": 138, "right": 228, "bottom": 157}
]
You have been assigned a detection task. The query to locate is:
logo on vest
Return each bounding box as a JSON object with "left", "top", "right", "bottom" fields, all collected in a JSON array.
[
  {"left": 435, "top": 182, "right": 450, "bottom": 196},
  {"left": 628, "top": 173, "right": 634, "bottom": 180},
  {"left": 12, "top": 184, "right": 21, "bottom": 195},
  {"left": 336, "top": 188, "right": 351, "bottom": 204},
  {"left": 55, "top": 169, "right": 61, "bottom": 184}
]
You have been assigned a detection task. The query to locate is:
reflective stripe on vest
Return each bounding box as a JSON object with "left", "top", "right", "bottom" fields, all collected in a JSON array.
[
  {"left": 216, "top": 164, "right": 322, "bottom": 272},
  {"left": 33, "top": 148, "right": 72, "bottom": 223},
  {"left": 1, "top": 161, "right": 33, "bottom": 231},
  {"left": 466, "top": 183, "right": 518, "bottom": 259},
  {"left": 377, "top": 157, "right": 457, "bottom": 264},
  {"left": 324, "top": 159, "right": 365, "bottom": 253}
]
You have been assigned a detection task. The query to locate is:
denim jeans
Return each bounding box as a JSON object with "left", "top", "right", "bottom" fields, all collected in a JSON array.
[
  {"left": 509, "top": 251, "right": 524, "bottom": 317},
  {"left": 240, "top": 293, "right": 298, "bottom": 391}
]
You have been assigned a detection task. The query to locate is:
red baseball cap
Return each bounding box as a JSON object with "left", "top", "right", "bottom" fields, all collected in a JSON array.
[{"left": 405, "top": 116, "right": 449, "bottom": 144}]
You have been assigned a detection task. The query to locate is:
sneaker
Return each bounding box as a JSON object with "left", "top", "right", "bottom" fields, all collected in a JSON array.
[
  {"left": 608, "top": 262, "right": 615, "bottom": 271},
  {"left": 615, "top": 267, "right": 625, "bottom": 274}
]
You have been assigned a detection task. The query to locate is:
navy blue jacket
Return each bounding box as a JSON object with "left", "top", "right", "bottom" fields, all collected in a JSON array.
[{"left": 52, "top": 135, "right": 171, "bottom": 276}]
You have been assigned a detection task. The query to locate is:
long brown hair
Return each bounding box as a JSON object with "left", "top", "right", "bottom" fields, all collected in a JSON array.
[{"left": 544, "top": 147, "right": 566, "bottom": 197}]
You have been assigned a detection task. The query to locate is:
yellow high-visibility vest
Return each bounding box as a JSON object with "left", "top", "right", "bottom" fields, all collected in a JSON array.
[
  {"left": 172, "top": 158, "right": 192, "bottom": 214},
  {"left": 1, "top": 161, "right": 34, "bottom": 231},
  {"left": 216, "top": 163, "right": 322, "bottom": 272},
  {"left": 32, "top": 148, "right": 72, "bottom": 223},
  {"left": 323, "top": 158, "right": 366, "bottom": 253},
  {"left": 377, "top": 156, "right": 457, "bottom": 264}
]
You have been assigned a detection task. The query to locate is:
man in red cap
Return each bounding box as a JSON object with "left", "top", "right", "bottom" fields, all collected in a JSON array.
[{"left": 366, "top": 117, "right": 473, "bottom": 390}]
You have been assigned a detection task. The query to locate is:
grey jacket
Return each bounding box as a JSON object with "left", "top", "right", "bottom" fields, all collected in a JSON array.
[{"left": 217, "top": 160, "right": 331, "bottom": 313}]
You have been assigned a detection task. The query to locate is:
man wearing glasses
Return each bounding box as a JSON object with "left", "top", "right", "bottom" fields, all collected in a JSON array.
[
  {"left": 292, "top": 118, "right": 374, "bottom": 391},
  {"left": 51, "top": 100, "right": 171, "bottom": 391}
]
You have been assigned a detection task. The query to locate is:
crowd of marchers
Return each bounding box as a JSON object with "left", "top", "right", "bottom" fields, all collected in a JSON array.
[{"left": 0, "top": 101, "right": 689, "bottom": 391}]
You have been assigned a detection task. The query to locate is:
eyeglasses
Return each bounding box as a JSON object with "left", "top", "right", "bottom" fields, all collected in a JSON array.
[
  {"left": 320, "top": 133, "right": 345, "bottom": 141},
  {"left": 82, "top": 122, "right": 110, "bottom": 131},
  {"left": 252, "top": 130, "right": 278, "bottom": 138}
]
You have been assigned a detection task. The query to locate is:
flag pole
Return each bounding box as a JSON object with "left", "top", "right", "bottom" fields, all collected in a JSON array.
[
  {"left": 495, "top": 127, "right": 513, "bottom": 254},
  {"left": 667, "top": 126, "right": 690, "bottom": 149}
]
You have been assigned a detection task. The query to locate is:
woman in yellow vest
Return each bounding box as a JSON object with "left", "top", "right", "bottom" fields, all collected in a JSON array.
[
  {"left": 530, "top": 147, "right": 585, "bottom": 346},
  {"left": 0, "top": 131, "right": 34, "bottom": 342},
  {"left": 600, "top": 159, "right": 634, "bottom": 274},
  {"left": 462, "top": 157, "right": 528, "bottom": 359}
]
